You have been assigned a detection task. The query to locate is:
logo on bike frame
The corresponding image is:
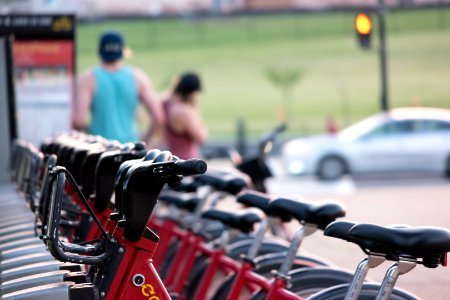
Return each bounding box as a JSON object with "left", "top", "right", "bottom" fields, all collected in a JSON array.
[{"left": 141, "top": 283, "right": 160, "bottom": 300}]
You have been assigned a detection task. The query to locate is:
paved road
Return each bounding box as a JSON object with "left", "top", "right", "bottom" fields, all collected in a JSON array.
[{"left": 266, "top": 173, "right": 450, "bottom": 300}]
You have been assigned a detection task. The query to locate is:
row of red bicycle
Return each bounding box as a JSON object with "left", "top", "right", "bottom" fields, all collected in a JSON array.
[{"left": 0, "top": 132, "right": 449, "bottom": 299}]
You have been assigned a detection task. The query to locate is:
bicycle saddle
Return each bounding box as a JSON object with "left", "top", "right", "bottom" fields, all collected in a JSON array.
[
  {"left": 236, "top": 190, "right": 272, "bottom": 215},
  {"left": 196, "top": 170, "right": 249, "bottom": 195},
  {"left": 159, "top": 191, "right": 200, "bottom": 212},
  {"left": 349, "top": 224, "right": 450, "bottom": 263},
  {"left": 324, "top": 221, "right": 390, "bottom": 255},
  {"left": 201, "top": 209, "right": 261, "bottom": 233},
  {"left": 267, "top": 198, "right": 346, "bottom": 229}
]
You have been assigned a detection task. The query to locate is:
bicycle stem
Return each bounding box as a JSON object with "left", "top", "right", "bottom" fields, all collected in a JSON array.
[
  {"left": 375, "top": 258, "right": 416, "bottom": 300},
  {"left": 345, "top": 254, "right": 386, "bottom": 300}
]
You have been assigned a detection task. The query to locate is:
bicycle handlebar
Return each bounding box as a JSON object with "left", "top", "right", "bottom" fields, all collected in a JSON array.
[
  {"left": 259, "top": 123, "right": 287, "bottom": 148},
  {"left": 173, "top": 159, "right": 207, "bottom": 176},
  {"left": 44, "top": 151, "right": 207, "bottom": 262}
]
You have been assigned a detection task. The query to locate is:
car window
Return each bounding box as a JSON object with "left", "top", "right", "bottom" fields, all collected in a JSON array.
[
  {"left": 414, "top": 120, "right": 450, "bottom": 132},
  {"left": 368, "top": 120, "right": 414, "bottom": 137}
]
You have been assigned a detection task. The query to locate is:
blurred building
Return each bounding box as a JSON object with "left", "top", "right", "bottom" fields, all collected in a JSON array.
[{"left": 0, "top": 0, "right": 449, "bottom": 17}]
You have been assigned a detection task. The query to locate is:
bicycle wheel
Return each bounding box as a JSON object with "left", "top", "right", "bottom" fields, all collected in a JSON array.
[
  {"left": 184, "top": 253, "right": 210, "bottom": 299},
  {"left": 307, "top": 282, "right": 419, "bottom": 300},
  {"left": 253, "top": 252, "right": 329, "bottom": 277},
  {"left": 226, "top": 238, "right": 289, "bottom": 259},
  {"left": 158, "top": 239, "right": 179, "bottom": 279},
  {"left": 250, "top": 267, "right": 355, "bottom": 300}
]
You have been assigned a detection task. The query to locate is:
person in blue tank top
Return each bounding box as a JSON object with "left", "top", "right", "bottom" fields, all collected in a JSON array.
[{"left": 72, "top": 31, "right": 164, "bottom": 144}]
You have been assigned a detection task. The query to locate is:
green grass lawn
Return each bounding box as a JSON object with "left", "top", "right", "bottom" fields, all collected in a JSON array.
[{"left": 77, "top": 9, "right": 450, "bottom": 138}]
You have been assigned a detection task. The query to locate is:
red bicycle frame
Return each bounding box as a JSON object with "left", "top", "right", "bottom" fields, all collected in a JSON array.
[
  {"left": 102, "top": 223, "right": 171, "bottom": 300},
  {"left": 197, "top": 251, "right": 305, "bottom": 300},
  {"left": 84, "top": 206, "right": 114, "bottom": 241},
  {"left": 149, "top": 216, "right": 185, "bottom": 270}
]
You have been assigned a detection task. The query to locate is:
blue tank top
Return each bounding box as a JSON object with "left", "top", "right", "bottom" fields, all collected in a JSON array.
[{"left": 90, "top": 66, "right": 139, "bottom": 143}]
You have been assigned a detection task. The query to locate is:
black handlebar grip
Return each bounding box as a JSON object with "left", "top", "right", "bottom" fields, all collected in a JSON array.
[{"left": 174, "top": 159, "right": 207, "bottom": 175}]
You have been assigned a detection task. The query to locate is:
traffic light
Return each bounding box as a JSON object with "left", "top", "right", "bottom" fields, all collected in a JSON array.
[{"left": 355, "top": 13, "right": 373, "bottom": 49}]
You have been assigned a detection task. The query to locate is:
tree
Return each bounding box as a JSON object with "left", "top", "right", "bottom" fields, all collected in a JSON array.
[{"left": 265, "top": 66, "right": 302, "bottom": 122}]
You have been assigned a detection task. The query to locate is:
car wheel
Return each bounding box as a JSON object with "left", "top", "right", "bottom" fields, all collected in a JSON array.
[
  {"left": 317, "top": 156, "right": 347, "bottom": 181},
  {"left": 445, "top": 156, "right": 450, "bottom": 178}
]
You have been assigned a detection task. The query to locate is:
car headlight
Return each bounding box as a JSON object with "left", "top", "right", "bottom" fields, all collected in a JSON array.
[
  {"left": 288, "top": 160, "right": 306, "bottom": 175},
  {"left": 283, "top": 140, "right": 311, "bottom": 156}
]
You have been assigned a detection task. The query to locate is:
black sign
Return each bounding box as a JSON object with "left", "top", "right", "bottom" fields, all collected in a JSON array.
[{"left": 0, "top": 15, "right": 75, "bottom": 39}]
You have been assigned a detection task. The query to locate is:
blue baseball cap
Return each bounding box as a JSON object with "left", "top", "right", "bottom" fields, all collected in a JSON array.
[{"left": 98, "top": 31, "right": 124, "bottom": 62}]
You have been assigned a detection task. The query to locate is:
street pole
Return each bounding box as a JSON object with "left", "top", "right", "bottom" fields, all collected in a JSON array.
[{"left": 378, "top": 0, "right": 389, "bottom": 111}]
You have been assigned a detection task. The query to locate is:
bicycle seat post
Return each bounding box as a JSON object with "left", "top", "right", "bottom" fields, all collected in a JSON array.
[
  {"left": 209, "top": 191, "right": 226, "bottom": 208},
  {"left": 276, "top": 224, "right": 317, "bottom": 283},
  {"left": 345, "top": 254, "right": 385, "bottom": 300},
  {"left": 375, "top": 258, "right": 416, "bottom": 300},
  {"left": 218, "top": 228, "right": 231, "bottom": 248},
  {"left": 246, "top": 218, "right": 269, "bottom": 260},
  {"left": 189, "top": 190, "right": 210, "bottom": 232}
]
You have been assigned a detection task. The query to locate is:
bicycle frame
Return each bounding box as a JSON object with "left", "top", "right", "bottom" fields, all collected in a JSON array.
[
  {"left": 219, "top": 220, "right": 313, "bottom": 300},
  {"left": 84, "top": 206, "right": 114, "bottom": 241},
  {"left": 191, "top": 239, "right": 242, "bottom": 300},
  {"left": 149, "top": 216, "right": 185, "bottom": 270},
  {"left": 161, "top": 224, "right": 241, "bottom": 299},
  {"left": 100, "top": 225, "right": 171, "bottom": 300},
  {"left": 163, "top": 228, "right": 203, "bottom": 289}
]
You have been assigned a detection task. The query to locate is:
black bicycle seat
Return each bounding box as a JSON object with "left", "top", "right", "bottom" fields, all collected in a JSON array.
[
  {"left": 159, "top": 191, "right": 200, "bottom": 212},
  {"left": 236, "top": 190, "right": 272, "bottom": 215},
  {"left": 325, "top": 221, "right": 391, "bottom": 255},
  {"left": 349, "top": 224, "right": 450, "bottom": 261},
  {"left": 267, "top": 198, "right": 345, "bottom": 229},
  {"left": 196, "top": 170, "right": 249, "bottom": 195},
  {"left": 201, "top": 209, "right": 261, "bottom": 233}
]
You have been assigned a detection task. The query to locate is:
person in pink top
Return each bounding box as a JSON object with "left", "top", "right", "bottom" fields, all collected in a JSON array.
[{"left": 163, "top": 72, "right": 208, "bottom": 159}]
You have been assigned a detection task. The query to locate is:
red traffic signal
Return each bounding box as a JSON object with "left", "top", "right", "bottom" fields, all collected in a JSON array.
[{"left": 355, "top": 13, "right": 373, "bottom": 49}]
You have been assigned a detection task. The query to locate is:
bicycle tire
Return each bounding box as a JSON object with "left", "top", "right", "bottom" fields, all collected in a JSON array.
[
  {"left": 158, "top": 239, "right": 179, "bottom": 279},
  {"left": 307, "top": 282, "right": 419, "bottom": 300},
  {"left": 184, "top": 253, "right": 210, "bottom": 299},
  {"left": 250, "top": 267, "right": 355, "bottom": 300},
  {"left": 226, "top": 238, "right": 289, "bottom": 259},
  {"left": 253, "top": 252, "right": 329, "bottom": 277}
]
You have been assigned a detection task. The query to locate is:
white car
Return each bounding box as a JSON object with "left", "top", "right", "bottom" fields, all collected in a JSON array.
[{"left": 282, "top": 107, "right": 450, "bottom": 180}]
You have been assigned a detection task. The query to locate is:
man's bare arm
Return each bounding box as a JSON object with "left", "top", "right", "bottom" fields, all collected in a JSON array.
[
  {"left": 72, "top": 71, "right": 94, "bottom": 130},
  {"left": 135, "top": 69, "right": 165, "bottom": 141}
]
